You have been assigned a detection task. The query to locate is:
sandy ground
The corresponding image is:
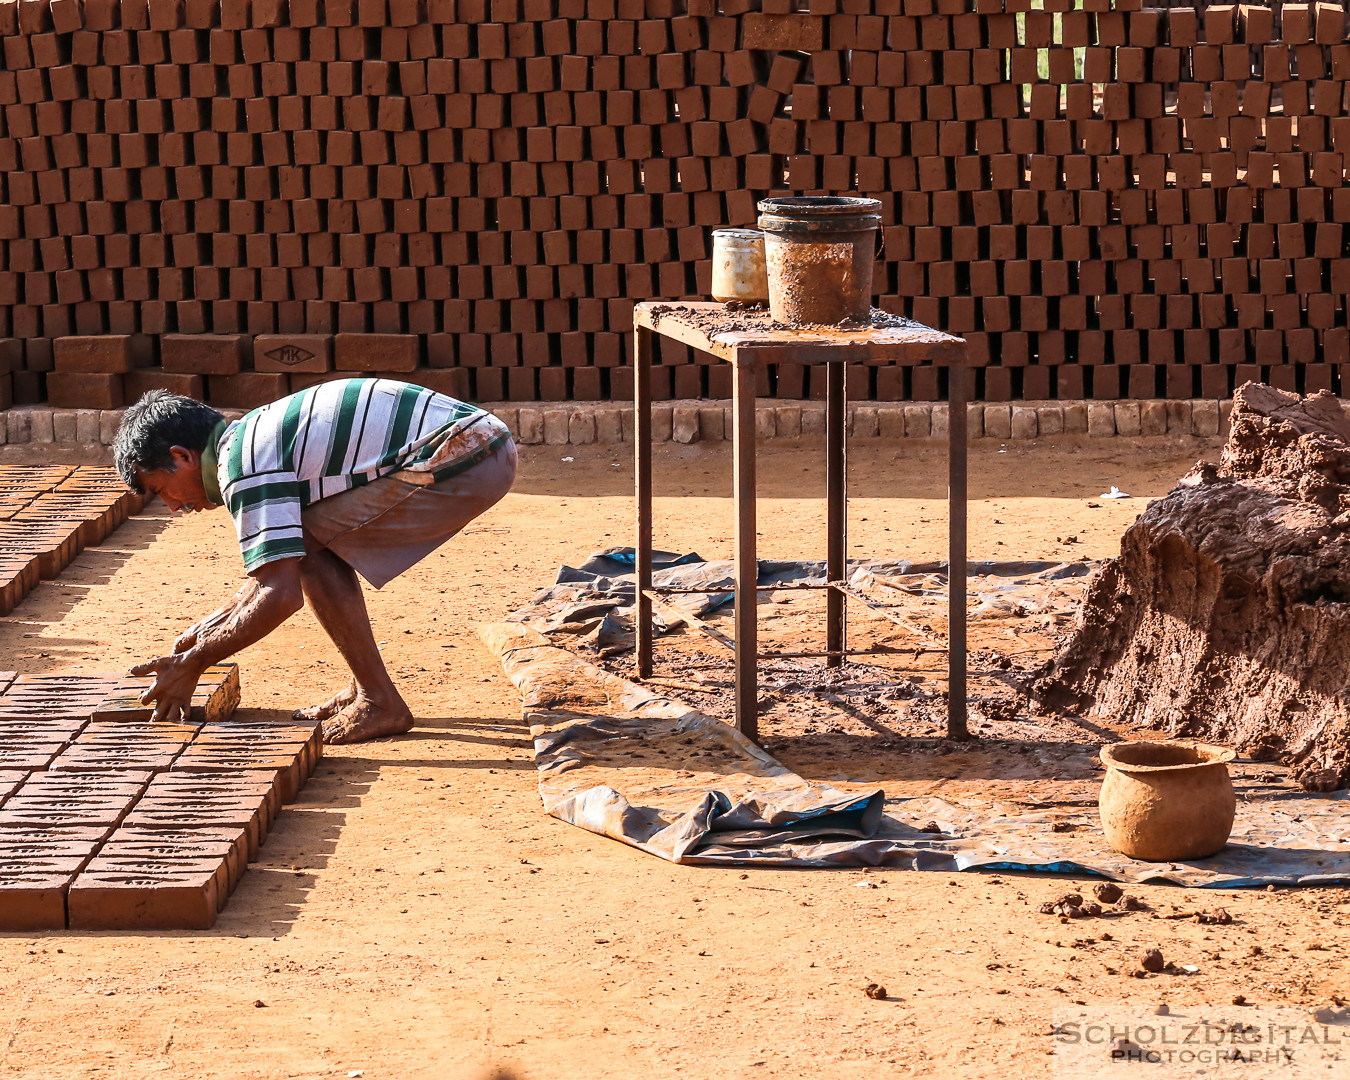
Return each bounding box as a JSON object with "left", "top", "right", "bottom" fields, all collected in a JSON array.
[{"left": 1, "top": 434, "right": 1348, "bottom": 1080}]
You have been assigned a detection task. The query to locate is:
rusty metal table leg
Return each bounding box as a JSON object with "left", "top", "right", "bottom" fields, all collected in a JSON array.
[
  {"left": 634, "top": 324, "right": 654, "bottom": 680},
  {"left": 826, "top": 360, "right": 847, "bottom": 667},
  {"left": 946, "top": 362, "right": 969, "bottom": 739},
  {"left": 733, "top": 360, "right": 758, "bottom": 742}
]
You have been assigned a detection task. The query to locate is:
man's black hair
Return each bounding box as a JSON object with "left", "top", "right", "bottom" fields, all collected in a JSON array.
[{"left": 112, "top": 390, "right": 224, "bottom": 493}]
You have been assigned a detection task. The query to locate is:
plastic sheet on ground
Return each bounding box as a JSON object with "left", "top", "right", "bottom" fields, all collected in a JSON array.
[{"left": 482, "top": 553, "right": 1350, "bottom": 886}]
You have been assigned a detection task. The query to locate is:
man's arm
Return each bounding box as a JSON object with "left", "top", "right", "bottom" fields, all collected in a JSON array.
[
  {"left": 133, "top": 557, "right": 305, "bottom": 722},
  {"left": 172, "top": 577, "right": 261, "bottom": 654}
]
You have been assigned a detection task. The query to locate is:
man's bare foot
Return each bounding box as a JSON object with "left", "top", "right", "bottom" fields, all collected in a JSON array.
[
  {"left": 294, "top": 680, "right": 358, "bottom": 723},
  {"left": 322, "top": 694, "right": 414, "bottom": 744}
]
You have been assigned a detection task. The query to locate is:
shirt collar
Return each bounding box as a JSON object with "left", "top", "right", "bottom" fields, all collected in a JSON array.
[{"left": 199, "top": 419, "right": 227, "bottom": 506}]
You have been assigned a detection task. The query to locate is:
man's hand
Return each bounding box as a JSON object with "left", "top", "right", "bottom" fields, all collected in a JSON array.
[{"left": 131, "top": 651, "right": 210, "bottom": 722}]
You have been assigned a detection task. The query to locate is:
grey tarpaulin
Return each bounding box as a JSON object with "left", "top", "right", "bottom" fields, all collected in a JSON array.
[{"left": 481, "top": 552, "right": 1350, "bottom": 886}]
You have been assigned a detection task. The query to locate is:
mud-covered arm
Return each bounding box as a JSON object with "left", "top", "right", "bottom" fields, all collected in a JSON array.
[
  {"left": 173, "top": 577, "right": 262, "bottom": 653},
  {"left": 133, "top": 558, "right": 305, "bottom": 722}
]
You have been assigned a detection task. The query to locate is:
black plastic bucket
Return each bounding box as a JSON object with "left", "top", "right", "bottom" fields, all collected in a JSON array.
[{"left": 757, "top": 196, "right": 883, "bottom": 326}]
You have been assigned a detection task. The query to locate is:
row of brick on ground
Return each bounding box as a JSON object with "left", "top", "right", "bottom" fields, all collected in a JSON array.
[
  {"left": 0, "top": 664, "right": 322, "bottom": 930},
  {"left": 0, "top": 464, "right": 145, "bottom": 614},
  {"left": 0, "top": 467, "right": 320, "bottom": 930}
]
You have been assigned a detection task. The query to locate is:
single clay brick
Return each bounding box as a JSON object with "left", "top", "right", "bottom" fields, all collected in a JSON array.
[
  {"left": 0, "top": 802, "right": 125, "bottom": 829},
  {"left": 253, "top": 335, "right": 333, "bottom": 373},
  {"left": 205, "top": 373, "right": 289, "bottom": 409},
  {"left": 333, "top": 333, "right": 419, "bottom": 372},
  {"left": 187, "top": 664, "right": 242, "bottom": 724},
  {"left": 121, "top": 800, "right": 266, "bottom": 849},
  {"left": 161, "top": 334, "right": 249, "bottom": 375},
  {"left": 68, "top": 864, "right": 225, "bottom": 930},
  {"left": 0, "top": 870, "right": 76, "bottom": 930},
  {"left": 99, "top": 839, "right": 245, "bottom": 890},
  {"left": 113, "top": 833, "right": 246, "bottom": 893},
  {"left": 50, "top": 746, "right": 184, "bottom": 771},
  {"left": 124, "top": 370, "right": 206, "bottom": 400},
  {"left": 53, "top": 335, "right": 150, "bottom": 373},
  {"left": 400, "top": 368, "right": 469, "bottom": 399},
  {"left": 46, "top": 374, "right": 125, "bottom": 410}
]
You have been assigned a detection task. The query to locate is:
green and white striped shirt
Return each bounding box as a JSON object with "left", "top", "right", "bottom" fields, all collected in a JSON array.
[{"left": 206, "top": 378, "right": 509, "bottom": 572}]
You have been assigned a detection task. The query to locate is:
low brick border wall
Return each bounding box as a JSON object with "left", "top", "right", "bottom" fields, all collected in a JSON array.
[{"left": 1, "top": 399, "right": 1232, "bottom": 450}]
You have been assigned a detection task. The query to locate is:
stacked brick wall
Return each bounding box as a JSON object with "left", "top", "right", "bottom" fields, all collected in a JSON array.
[{"left": 0, "top": 0, "right": 1346, "bottom": 408}]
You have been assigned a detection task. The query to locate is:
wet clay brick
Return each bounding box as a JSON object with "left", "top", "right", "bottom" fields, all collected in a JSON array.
[
  {"left": 121, "top": 803, "right": 266, "bottom": 857},
  {"left": 0, "top": 770, "right": 26, "bottom": 805},
  {"left": 741, "top": 12, "right": 823, "bottom": 50},
  {"left": 49, "top": 337, "right": 147, "bottom": 375},
  {"left": 0, "top": 839, "right": 99, "bottom": 862},
  {"left": 253, "top": 334, "right": 333, "bottom": 373},
  {"left": 90, "top": 675, "right": 157, "bottom": 723},
  {"left": 51, "top": 746, "right": 185, "bottom": 771},
  {"left": 190, "top": 664, "right": 241, "bottom": 723},
  {"left": 333, "top": 333, "right": 420, "bottom": 372},
  {"left": 45, "top": 373, "right": 125, "bottom": 409},
  {"left": 171, "top": 748, "right": 308, "bottom": 804},
  {"left": 18, "top": 770, "right": 153, "bottom": 795},
  {"left": 0, "top": 794, "right": 138, "bottom": 825},
  {"left": 205, "top": 372, "right": 289, "bottom": 409},
  {"left": 145, "top": 772, "right": 280, "bottom": 818},
  {"left": 160, "top": 333, "right": 250, "bottom": 374},
  {"left": 68, "top": 863, "right": 226, "bottom": 929},
  {"left": 124, "top": 369, "right": 206, "bottom": 400},
  {"left": 113, "top": 824, "right": 249, "bottom": 859},
  {"left": 0, "top": 869, "right": 77, "bottom": 930},
  {"left": 201, "top": 715, "right": 319, "bottom": 753},
  {"left": 0, "top": 809, "right": 119, "bottom": 835},
  {"left": 1, "top": 673, "right": 120, "bottom": 720},
  {"left": 52, "top": 335, "right": 150, "bottom": 374},
  {"left": 140, "top": 790, "right": 275, "bottom": 836},
  {"left": 99, "top": 838, "right": 245, "bottom": 891},
  {"left": 0, "top": 747, "right": 65, "bottom": 770},
  {"left": 87, "top": 665, "right": 238, "bottom": 727}
]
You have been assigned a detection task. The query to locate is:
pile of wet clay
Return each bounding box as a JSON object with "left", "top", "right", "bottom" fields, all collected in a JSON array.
[{"left": 1038, "top": 382, "right": 1350, "bottom": 792}]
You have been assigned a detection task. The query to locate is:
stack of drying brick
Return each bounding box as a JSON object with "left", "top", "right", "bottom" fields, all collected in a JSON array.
[
  {"left": 0, "top": 664, "right": 324, "bottom": 930},
  {"left": 890, "top": 1, "right": 1350, "bottom": 405},
  {"left": 0, "top": 0, "right": 1346, "bottom": 407},
  {"left": 0, "top": 464, "right": 145, "bottom": 613}
]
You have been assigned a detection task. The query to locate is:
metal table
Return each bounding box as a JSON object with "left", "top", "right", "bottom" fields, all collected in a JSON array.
[{"left": 632, "top": 302, "right": 971, "bottom": 743}]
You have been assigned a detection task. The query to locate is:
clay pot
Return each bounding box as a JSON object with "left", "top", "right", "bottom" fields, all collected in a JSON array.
[{"left": 1098, "top": 741, "right": 1236, "bottom": 861}]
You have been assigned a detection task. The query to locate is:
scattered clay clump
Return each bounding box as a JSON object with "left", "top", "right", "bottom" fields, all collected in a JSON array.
[
  {"left": 1038, "top": 892, "right": 1083, "bottom": 916},
  {"left": 1093, "top": 882, "right": 1124, "bottom": 904},
  {"left": 1037, "top": 886, "right": 1143, "bottom": 919},
  {"left": 1038, "top": 383, "right": 1350, "bottom": 792}
]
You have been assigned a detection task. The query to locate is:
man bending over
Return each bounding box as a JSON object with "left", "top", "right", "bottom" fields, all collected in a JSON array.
[{"left": 113, "top": 377, "right": 516, "bottom": 743}]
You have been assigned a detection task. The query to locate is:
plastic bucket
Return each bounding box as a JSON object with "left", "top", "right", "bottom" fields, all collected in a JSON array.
[
  {"left": 710, "top": 229, "right": 769, "bottom": 303},
  {"left": 757, "top": 196, "right": 883, "bottom": 326}
]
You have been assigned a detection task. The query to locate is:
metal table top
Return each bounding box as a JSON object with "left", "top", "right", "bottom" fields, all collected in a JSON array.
[{"left": 633, "top": 302, "right": 967, "bottom": 368}]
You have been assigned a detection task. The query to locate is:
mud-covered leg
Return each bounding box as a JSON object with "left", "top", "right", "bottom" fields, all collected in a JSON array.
[{"left": 297, "top": 537, "right": 413, "bottom": 743}]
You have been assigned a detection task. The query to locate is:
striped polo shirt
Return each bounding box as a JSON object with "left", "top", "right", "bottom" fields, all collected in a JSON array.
[{"left": 205, "top": 378, "right": 509, "bottom": 573}]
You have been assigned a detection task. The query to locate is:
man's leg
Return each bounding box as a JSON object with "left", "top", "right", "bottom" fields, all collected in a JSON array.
[{"left": 296, "top": 537, "right": 414, "bottom": 743}]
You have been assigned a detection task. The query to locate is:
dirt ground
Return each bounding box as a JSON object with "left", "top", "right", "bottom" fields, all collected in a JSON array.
[{"left": 1, "top": 434, "right": 1348, "bottom": 1079}]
